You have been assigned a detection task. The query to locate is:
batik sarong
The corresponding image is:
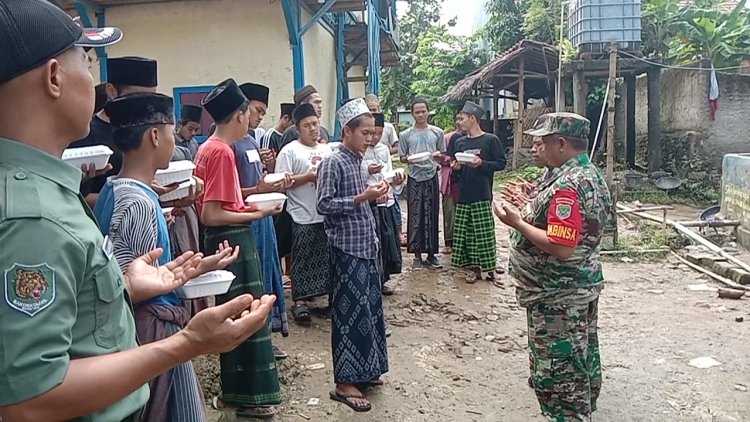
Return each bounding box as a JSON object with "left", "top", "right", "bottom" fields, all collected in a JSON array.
[
  {"left": 134, "top": 304, "right": 205, "bottom": 422},
  {"left": 204, "top": 226, "right": 281, "bottom": 407},
  {"left": 251, "top": 216, "right": 289, "bottom": 336},
  {"left": 330, "top": 246, "right": 389, "bottom": 384},
  {"left": 290, "top": 222, "right": 331, "bottom": 301},
  {"left": 406, "top": 174, "right": 439, "bottom": 255},
  {"left": 371, "top": 204, "right": 402, "bottom": 284},
  {"left": 452, "top": 200, "right": 497, "bottom": 272}
]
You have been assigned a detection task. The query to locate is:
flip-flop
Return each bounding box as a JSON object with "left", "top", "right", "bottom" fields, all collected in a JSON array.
[
  {"left": 381, "top": 284, "right": 396, "bottom": 296},
  {"left": 329, "top": 390, "right": 371, "bottom": 412},
  {"left": 465, "top": 275, "right": 480, "bottom": 284},
  {"left": 495, "top": 267, "right": 506, "bottom": 274},
  {"left": 236, "top": 406, "right": 277, "bottom": 419}
]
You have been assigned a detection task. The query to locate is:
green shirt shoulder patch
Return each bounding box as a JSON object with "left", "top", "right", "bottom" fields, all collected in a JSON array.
[{"left": 4, "top": 263, "right": 56, "bottom": 317}]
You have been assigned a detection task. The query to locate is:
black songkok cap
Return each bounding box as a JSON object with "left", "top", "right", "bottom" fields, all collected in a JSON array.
[
  {"left": 461, "top": 101, "right": 485, "bottom": 121},
  {"left": 373, "top": 113, "right": 385, "bottom": 127},
  {"left": 107, "top": 57, "right": 158, "bottom": 88},
  {"left": 292, "top": 103, "right": 317, "bottom": 125},
  {"left": 105, "top": 92, "right": 174, "bottom": 130},
  {"left": 240, "top": 83, "right": 270, "bottom": 106},
  {"left": 294, "top": 85, "right": 318, "bottom": 105},
  {"left": 281, "top": 103, "right": 296, "bottom": 118},
  {"left": 181, "top": 104, "right": 203, "bottom": 124},
  {"left": 202, "top": 78, "right": 248, "bottom": 122}
]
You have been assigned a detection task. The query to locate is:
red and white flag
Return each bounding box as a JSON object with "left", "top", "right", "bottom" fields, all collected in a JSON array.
[{"left": 709, "top": 65, "right": 719, "bottom": 120}]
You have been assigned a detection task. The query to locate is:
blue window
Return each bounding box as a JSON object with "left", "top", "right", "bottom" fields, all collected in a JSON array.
[{"left": 173, "top": 85, "right": 214, "bottom": 143}]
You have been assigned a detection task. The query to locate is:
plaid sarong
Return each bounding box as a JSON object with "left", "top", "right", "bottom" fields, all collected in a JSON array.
[
  {"left": 452, "top": 200, "right": 497, "bottom": 272},
  {"left": 204, "top": 226, "right": 281, "bottom": 407}
]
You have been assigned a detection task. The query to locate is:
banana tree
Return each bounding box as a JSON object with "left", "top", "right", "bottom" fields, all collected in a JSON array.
[
  {"left": 641, "top": 0, "right": 680, "bottom": 59},
  {"left": 669, "top": 0, "right": 750, "bottom": 68}
]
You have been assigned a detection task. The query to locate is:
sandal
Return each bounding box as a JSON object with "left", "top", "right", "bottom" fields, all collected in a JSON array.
[
  {"left": 495, "top": 267, "right": 506, "bottom": 274},
  {"left": 487, "top": 272, "right": 503, "bottom": 288},
  {"left": 292, "top": 303, "right": 311, "bottom": 322},
  {"left": 381, "top": 284, "right": 396, "bottom": 296},
  {"left": 442, "top": 246, "right": 453, "bottom": 254},
  {"left": 282, "top": 275, "right": 292, "bottom": 290},
  {"left": 272, "top": 345, "right": 288, "bottom": 360},
  {"left": 329, "top": 390, "right": 371, "bottom": 412},
  {"left": 236, "top": 406, "right": 277, "bottom": 419}
]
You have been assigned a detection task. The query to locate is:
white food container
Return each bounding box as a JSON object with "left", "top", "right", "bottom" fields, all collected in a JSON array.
[
  {"left": 245, "top": 192, "right": 287, "bottom": 210},
  {"left": 62, "top": 145, "right": 113, "bottom": 171},
  {"left": 160, "top": 178, "right": 196, "bottom": 202},
  {"left": 263, "top": 173, "right": 286, "bottom": 184},
  {"left": 161, "top": 207, "right": 174, "bottom": 215},
  {"left": 155, "top": 160, "right": 195, "bottom": 186},
  {"left": 329, "top": 142, "right": 342, "bottom": 150},
  {"left": 383, "top": 170, "right": 404, "bottom": 184},
  {"left": 455, "top": 152, "right": 477, "bottom": 164},
  {"left": 408, "top": 152, "right": 431, "bottom": 163},
  {"left": 177, "top": 270, "right": 236, "bottom": 299}
]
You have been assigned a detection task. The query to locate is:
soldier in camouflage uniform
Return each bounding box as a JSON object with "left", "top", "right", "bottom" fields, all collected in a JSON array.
[{"left": 493, "top": 112, "right": 612, "bottom": 422}]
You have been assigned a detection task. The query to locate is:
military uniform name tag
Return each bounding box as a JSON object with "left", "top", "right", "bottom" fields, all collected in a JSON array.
[{"left": 102, "top": 235, "right": 114, "bottom": 260}]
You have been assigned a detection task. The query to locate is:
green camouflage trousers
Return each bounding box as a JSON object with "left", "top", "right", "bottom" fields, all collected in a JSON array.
[{"left": 527, "top": 299, "right": 601, "bottom": 422}]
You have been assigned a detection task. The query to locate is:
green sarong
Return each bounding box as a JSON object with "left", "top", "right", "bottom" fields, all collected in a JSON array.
[
  {"left": 451, "top": 200, "right": 497, "bottom": 272},
  {"left": 204, "top": 226, "right": 281, "bottom": 407}
]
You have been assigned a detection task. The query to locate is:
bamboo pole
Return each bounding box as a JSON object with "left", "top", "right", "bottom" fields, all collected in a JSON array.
[
  {"left": 513, "top": 56, "right": 525, "bottom": 170},
  {"left": 606, "top": 42, "right": 617, "bottom": 187},
  {"left": 618, "top": 203, "right": 750, "bottom": 275},
  {"left": 676, "top": 220, "right": 740, "bottom": 228},
  {"left": 670, "top": 251, "right": 750, "bottom": 292}
]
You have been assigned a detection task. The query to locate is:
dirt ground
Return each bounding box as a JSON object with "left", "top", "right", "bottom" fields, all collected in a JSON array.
[{"left": 196, "top": 203, "right": 750, "bottom": 422}]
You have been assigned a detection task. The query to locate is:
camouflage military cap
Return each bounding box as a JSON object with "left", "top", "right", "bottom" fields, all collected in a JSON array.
[{"left": 524, "top": 112, "right": 590, "bottom": 139}]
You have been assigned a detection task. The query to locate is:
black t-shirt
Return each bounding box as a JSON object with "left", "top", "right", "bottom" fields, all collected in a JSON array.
[
  {"left": 69, "top": 115, "right": 122, "bottom": 196},
  {"left": 448, "top": 133, "right": 507, "bottom": 204},
  {"left": 278, "top": 124, "right": 330, "bottom": 151}
]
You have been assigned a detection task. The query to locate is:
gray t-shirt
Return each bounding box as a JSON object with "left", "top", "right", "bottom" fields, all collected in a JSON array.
[
  {"left": 398, "top": 125, "right": 445, "bottom": 182},
  {"left": 379, "top": 122, "right": 399, "bottom": 149}
]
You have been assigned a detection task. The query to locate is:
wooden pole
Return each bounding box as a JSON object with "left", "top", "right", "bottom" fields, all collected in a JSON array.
[
  {"left": 625, "top": 74, "right": 636, "bottom": 169},
  {"left": 513, "top": 56, "right": 525, "bottom": 169},
  {"left": 493, "top": 81, "right": 500, "bottom": 135},
  {"left": 647, "top": 66, "right": 662, "bottom": 172},
  {"left": 606, "top": 43, "right": 618, "bottom": 244},
  {"left": 606, "top": 42, "right": 617, "bottom": 187},
  {"left": 573, "top": 69, "right": 587, "bottom": 116}
]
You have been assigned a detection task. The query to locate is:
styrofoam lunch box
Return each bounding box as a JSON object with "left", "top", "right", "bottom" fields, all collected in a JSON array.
[
  {"left": 155, "top": 160, "right": 195, "bottom": 186},
  {"left": 245, "top": 192, "right": 287, "bottom": 211},
  {"left": 408, "top": 152, "right": 432, "bottom": 163},
  {"left": 177, "top": 270, "right": 236, "bottom": 299},
  {"left": 263, "top": 173, "right": 287, "bottom": 184},
  {"left": 329, "top": 142, "right": 342, "bottom": 150},
  {"left": 160, "top": 178, "right": 196, "bottom": 202},
  {"left": 455, "top": 152, "right": 477, "bottom": 164},
  {"left": 161, "top": 207, "right": 174, "bottom": 215},
  {"left": 383, "top": 169, "right": 405, "bottom": 184},
  {"left": 62, "top": 145, "right": 113, "bottom": 171}
]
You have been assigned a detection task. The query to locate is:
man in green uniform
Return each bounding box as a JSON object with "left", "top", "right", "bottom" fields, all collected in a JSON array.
[
  {"left": 493, "top": 113, "right": 612, "bottom": 422},
  {"left": 0, "top": 2, "right": 275, "bottom": 420}
]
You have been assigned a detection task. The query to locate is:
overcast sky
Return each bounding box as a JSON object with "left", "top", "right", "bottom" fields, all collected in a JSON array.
[{"left": 441, "top": 0, "right": 483, "bottom": 36}]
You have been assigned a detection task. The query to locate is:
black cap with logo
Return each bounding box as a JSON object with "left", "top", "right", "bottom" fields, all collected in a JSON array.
[{"left": 0, "top": 0, "right": 123, "bottom": 83}]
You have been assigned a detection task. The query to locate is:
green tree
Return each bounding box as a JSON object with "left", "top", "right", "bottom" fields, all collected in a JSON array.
[
  {"left": 481, "top": 0, "right": 526, "bottom": 54},
  {"left": 381, "top": 0, "right": 443, "bottom": 117},
  {"left": 669, "top": 1, "right": 750, "bottom": 68},
  {"left": 411, "top": 25, "right": 481, "bottom": 128},
  {"left": 523, "top": 0, "right": 562, "bottom": 45},
  {"left": 641, "top": 0, "right": 680, "bottom": 59}
]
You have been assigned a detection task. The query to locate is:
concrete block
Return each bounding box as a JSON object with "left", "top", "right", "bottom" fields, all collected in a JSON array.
[
  {"left": 712, "top": 261, "right": 736, "bottom": 278},
  {"left": 728, "top": 267, "right": 750, "bottom": 285}
]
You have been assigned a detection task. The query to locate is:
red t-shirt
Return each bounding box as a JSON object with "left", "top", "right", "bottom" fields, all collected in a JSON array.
[{"left": 194, "top": 137, "right": 245, "bottom": 218}]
